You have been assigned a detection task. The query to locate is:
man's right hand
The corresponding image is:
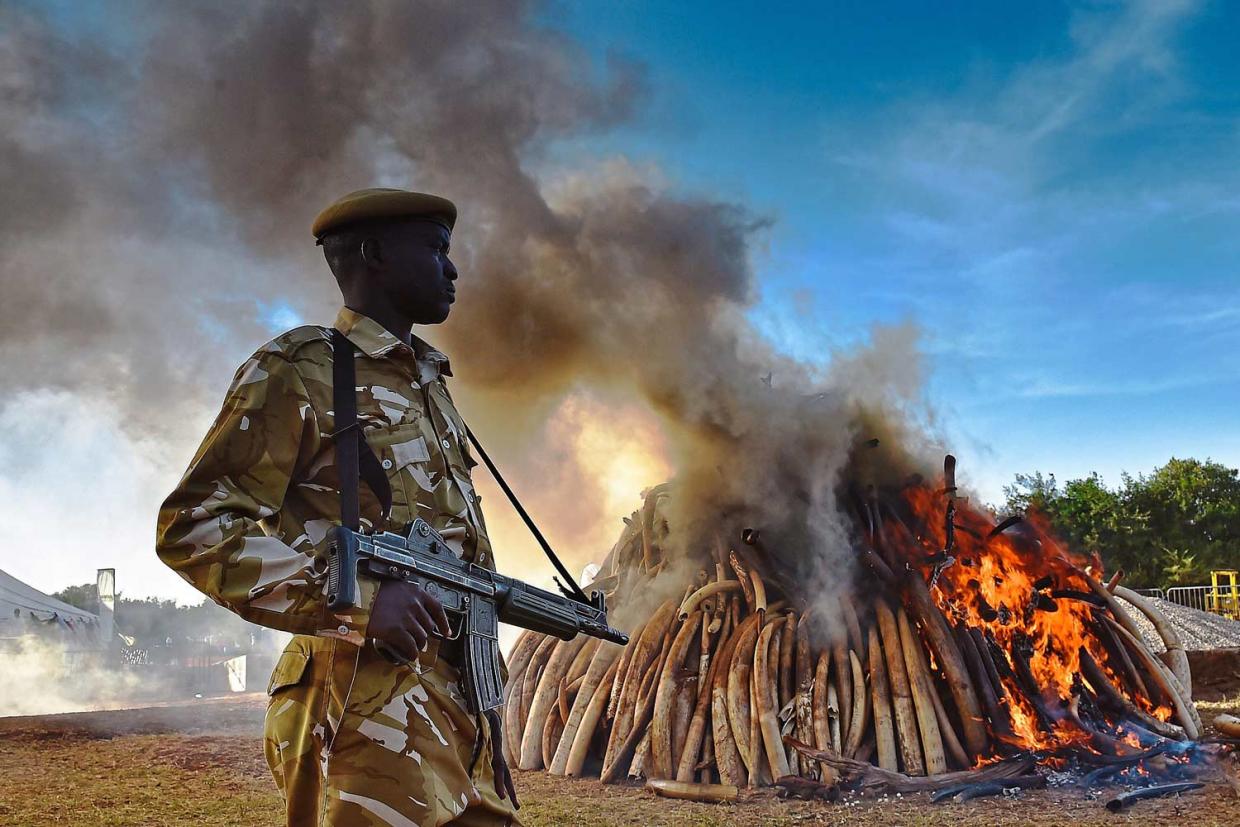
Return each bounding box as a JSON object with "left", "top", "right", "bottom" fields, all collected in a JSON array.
[{"left": 366, "top": 580, "right": 451, "bottom": 662}]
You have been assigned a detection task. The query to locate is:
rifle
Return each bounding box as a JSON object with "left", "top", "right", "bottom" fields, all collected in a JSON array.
[{"left": 327, "top": 517, "right": 628, "bottom": 715}]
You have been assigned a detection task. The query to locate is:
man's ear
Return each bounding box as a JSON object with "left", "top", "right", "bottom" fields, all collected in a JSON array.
[{"left": 359, "top": 236, "right": 384, "bottom": 270}]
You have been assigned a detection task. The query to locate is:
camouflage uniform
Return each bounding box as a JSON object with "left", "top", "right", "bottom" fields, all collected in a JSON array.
[{"left": 157, "top": 308, "right": 519, "bottom": 826}]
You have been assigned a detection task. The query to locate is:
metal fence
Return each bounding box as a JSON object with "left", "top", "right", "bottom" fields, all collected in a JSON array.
[
  {"left": 1164, "top": 585, "right": 1240, "bottom": 620},
  {"left": 1134, "top": 587, "right": 1166, "bottom": 601},
  {"left": 1166, "top": 586, "right": 1211, "bottom": 613}
]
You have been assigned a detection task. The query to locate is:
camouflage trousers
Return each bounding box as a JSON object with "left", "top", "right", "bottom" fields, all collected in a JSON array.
[{"left": 264, "top": 635, "right": 521, "bottom": 826}]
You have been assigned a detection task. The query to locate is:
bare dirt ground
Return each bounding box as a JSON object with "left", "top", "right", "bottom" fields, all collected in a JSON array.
[{"left": 2, "top": 694, "right": 1238, "bottom": 827}]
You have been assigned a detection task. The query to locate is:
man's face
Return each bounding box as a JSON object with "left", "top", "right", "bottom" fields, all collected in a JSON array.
[{"left": 373, "top": 220, "right": 458, "bottom": 325}]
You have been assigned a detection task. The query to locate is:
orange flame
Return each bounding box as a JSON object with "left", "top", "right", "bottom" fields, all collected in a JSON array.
[{"left": 879, "top": 482, "right": 1171, "bottom": 754}]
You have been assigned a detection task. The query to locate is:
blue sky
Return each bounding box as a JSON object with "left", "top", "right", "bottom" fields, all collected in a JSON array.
[{"left": 541, "top": 0, "right": 1240, "bottom": 500}]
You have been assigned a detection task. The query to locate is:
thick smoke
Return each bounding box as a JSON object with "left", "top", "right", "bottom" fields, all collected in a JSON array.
[
  {"left": 0, "top": 2, "right": 937, "bottom": 593},
  {"left": 0, "top": 637, "right": 161, "bottom": 716}
]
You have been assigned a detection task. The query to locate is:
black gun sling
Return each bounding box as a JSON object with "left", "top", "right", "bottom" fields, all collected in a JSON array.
[{"left": 330, "top": 328, "right": 392, "bottom": 531}]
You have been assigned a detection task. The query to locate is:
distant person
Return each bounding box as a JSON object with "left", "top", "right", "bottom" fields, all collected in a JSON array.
[{"left": 157, "top": 189, "right": 519, "bottom": 826}]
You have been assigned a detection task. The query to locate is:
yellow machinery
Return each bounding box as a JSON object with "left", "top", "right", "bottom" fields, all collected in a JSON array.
[{"left": 1207, "top": 570, "right": 1240, "bottom": 621}]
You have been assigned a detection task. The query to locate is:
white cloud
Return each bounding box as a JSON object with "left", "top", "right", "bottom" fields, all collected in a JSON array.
[{"left": 826, "top": 0, "right": 1207, "bottom": 281}]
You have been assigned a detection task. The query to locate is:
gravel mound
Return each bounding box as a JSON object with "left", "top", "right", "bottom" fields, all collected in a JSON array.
[{"left": 1117, "top": 595, "right": 1240, "bottom": 652}]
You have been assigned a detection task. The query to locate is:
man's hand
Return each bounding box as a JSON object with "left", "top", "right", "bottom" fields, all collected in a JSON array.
[
  {"left": 484, "top": 709, "right": 519, "bottom": 809},
  {"left": 366, "top": 580, "right": 451, "bottom": 662}
]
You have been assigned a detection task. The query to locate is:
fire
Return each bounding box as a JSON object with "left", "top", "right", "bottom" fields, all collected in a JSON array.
[
  {"left": 882, "top": 481, "right": 1171, "bottom": 754},
  {"left": 505, "top": 453, "right": 1208, "bottom": 792}
]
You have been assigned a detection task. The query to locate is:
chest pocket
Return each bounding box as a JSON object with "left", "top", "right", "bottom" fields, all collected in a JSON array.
[
  {"left": 362, "top": 423, "right": 441, "bottom": 524},
  {"left": 364, "top": 423, "right": 430, "bottom": 470}
]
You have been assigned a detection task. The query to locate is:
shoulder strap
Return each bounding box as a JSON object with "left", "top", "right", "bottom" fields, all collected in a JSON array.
[
  {"left": 465, "top": 426, "right": 591, "bottom": 605},
  {"left": 331, "top": 328, "right": 392, "bottom": 530}
]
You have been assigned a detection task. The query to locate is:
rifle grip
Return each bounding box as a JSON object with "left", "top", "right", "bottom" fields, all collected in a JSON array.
[{"left": 327, "top": 526, "right": 360, "bottom": 610}]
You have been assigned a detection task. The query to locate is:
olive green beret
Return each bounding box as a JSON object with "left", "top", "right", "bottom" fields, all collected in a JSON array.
[{"left": 312, "top": 188, "right": 457, "bottom": 241}]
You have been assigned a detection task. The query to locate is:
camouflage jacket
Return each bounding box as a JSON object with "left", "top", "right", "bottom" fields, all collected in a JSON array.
[{"left": 157, "top": 307, "right": 493, "bottom": 644}]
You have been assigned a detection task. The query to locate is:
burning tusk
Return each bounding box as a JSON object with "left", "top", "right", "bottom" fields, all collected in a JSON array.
[
  {"left": 927, "top": 670, "right": 969, "bottom": 769},
  {"left": 839, "top": 594, "right": 866, "bottom": 662},
  {"left": 551, "top": 641, "right": 621, "bottom": 775},
  {"left": 792, "top": 613, "right": 815, "bottom": 778},
  {"left": 516, "top": 635, "right": 558, "bottom": 757},
  {"left": 754, "top": 617, "right": 792, "bottom": 781},
  {"left": 605, "top": 614, "right": 649, "bottom": 725},
  {"left": 875, "top": 598, "right": 924, "bottom": 775},
  {"left": 1113, "top": 585, "right": 1192, "bottom": 699},
  {"left": 605, "top": 627, "right": 672, "bottom": 783},
  {"left": 675, "top": 625, "right": 721, "bottom": 782},
  {"left": 604, "top": 619, "right": 673, "bottom": 782},
  {"left": 1102, "top": 616, "right": 1201, "bottom": 739},
  {"left": 678, "top": 580, "right": 743, "bottom": 620},
  {"left": 728, "top": 551, "right": 756, "bottom": 611},
  {"left": 710, "top": 619, "right": 748, "bottom": 787},
  {"left": 749, "top": 568, "right": 768, "bottom": 615},
  {"left": 811, "top": 650, "right": 837, "bottom": 783},
  {"left": 502, "top": 630, "right": 543, "bottom": 762},
  {"left": 1094, "top": 614, "right": 1151, "bottom": 701},
  {"left": 778, "top": 611, "right": 797, "bottom": 713},
  {"left": 520, "top": 635, "right": 589, "bottom": 770},
  {"left": 833, "top": 636, "right": 853, "bottom": 744},
  {"left": 651, "top": 610, "right": 703, "bottom": 779},
  {"left": 868, "top": 625, "right": 898, "bottom": 772},
  {"left": 898, "top": 607, "right": 946, "bottom": 775},
  {"left": 1078, "top": 569, "right": 1152, "bottom": 658},
  {"left": 843, "top": 649, "right": 870, "bottom": 759},
  {"left": 726, "top": 613, "right": 762, "bottom": 778},
  {"left": 901, "top": 573, "right": 988, "bottom": 757},
  {"left": 604, "top": 600, "right": 675, "bottom": 774},
  {"left": 955, "top": 624, "right": 1008, "bottom": 738},
  {"left": 1078, "top": 647, "right": 1185, "bottom": 740},
  {"left": 564, "top": 656, "right": 622, "bottom": 777}
]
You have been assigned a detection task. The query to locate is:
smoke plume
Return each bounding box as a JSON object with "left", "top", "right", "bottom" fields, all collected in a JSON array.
[
  {"left": 0, "top": 637, "right": 159, "bottom": 717},
  {"left": 0, "top": 1, "right": 936, "bottom": 594}
]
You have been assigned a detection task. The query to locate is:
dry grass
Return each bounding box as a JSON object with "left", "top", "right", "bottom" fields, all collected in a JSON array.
[
  {"left": 0, "top": 696, "right": 1237, "bottom": 826},
  {"left": 1197, "top": 692, "right": 1240, "bottom": 714},
  {"left": 0, "top": 732, "right": 278, "bottom": 826}
]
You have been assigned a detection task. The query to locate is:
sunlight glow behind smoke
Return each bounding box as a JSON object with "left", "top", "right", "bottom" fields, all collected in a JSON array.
[{"left": 556, "top": 395, "right": 674, "bottom": 541}]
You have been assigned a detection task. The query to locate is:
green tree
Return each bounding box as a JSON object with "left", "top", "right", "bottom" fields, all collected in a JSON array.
[
  {"left": 1001, "top": 457, "right": 1240, "bottom": 588},
  {"left": 52, "top": 582, "right": 99, "bottom": 613},
  {"left": 1002, "top": 472, "right": 1059, "bottom": 517},
  {"left": 1123, "top": 458, "right": 1240, "bottom": 585}
]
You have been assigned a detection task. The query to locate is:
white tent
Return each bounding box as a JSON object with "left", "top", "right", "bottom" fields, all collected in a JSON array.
[{"left": 0, "top": 567, "right": 103, "bottom": 650}]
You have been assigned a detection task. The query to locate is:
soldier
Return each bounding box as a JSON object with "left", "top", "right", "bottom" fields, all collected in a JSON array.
[{"left": 157, "top": 188, "right": 521, "bottom": 826}]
